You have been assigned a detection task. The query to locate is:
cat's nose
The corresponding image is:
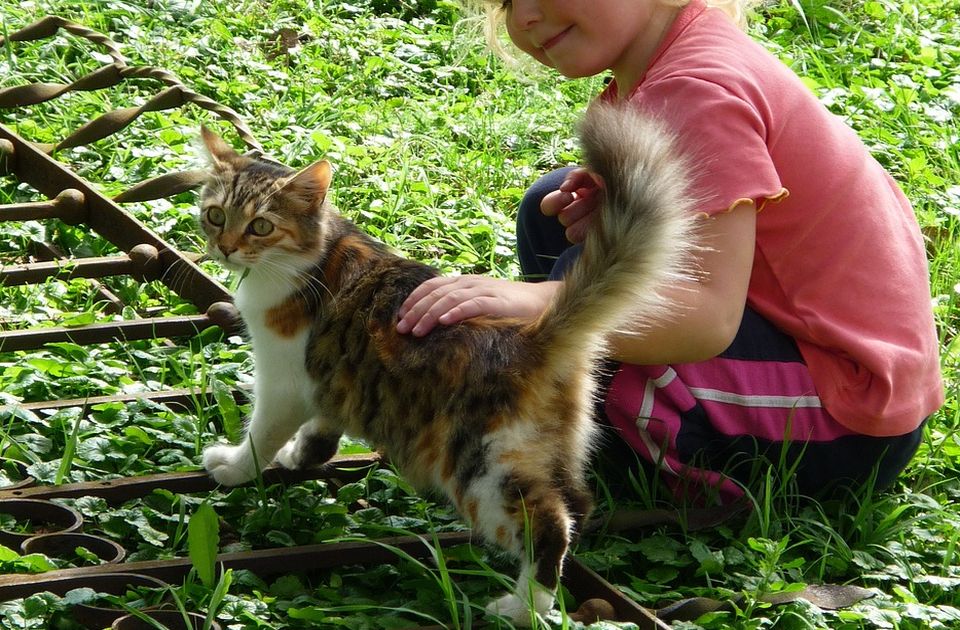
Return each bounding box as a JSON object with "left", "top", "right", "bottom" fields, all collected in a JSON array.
[{"left": 219, "top": 244, "right": 237, "bottom": 258}]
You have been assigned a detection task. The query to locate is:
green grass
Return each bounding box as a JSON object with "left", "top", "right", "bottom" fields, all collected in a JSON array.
[{"left": 0, "top": 0, "right": 958, "bottom": 628}]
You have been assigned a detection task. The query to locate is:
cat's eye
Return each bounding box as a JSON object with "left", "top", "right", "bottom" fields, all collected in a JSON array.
[
  {"left": 248, "top": 217, "right": 274, "bottom": 236},
  {"left": 205, "top": 206, "right": 226, "bottom": 227}
]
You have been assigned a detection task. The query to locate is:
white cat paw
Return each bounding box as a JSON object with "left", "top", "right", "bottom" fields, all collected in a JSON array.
[
  {"left": 202, "top": 443, "right": 257, "bottom": 486},
  {"left": 485, "top": 593, "right": 537, "bottom": 627},
  {"left": 274, "top": 438, "right": 301, "bottom": 470}
]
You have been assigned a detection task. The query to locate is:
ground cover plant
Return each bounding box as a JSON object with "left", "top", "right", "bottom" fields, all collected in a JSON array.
[{"left": 0, "top": 0, "right": 958, "bottom": 627}]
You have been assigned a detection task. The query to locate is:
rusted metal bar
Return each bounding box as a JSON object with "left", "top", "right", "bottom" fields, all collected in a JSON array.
[
  {"left": 0, "top": 531, "right": 474, "bottom": 602},
  {"left": 26, "top": 241, "right": 125, "bottom": 313},
  {"left": 564, "top": 558, "right": 671, "bottom": 630},
  {"left": 0, "top": 16, "right": 126, "bottom": 66},
  {"left": 0, "top": 308, "right": 233, "bottom": 352},
  {"left": 0, "top": 188, "right": 88, "bottom": 224},
  {"left": 0, "top": 64, "right": 127, "bottom": 109},
  {"left": 0, "top": 138, "right": 13, "bottom": 174},
  {"left": 0, "top": 453, "right": 381, "bottom": 503},
  {"left": 0, "top": 124, "right": 232, "bottom": 312},
  {"left": 0, "top": 529, "right": 664, "bottom": 628},
  {"left": 0, "top": 244, "right": 161, "bottom": 286},
  {"left": 12, "top": 384, "right": 251, "bottom": 413}
]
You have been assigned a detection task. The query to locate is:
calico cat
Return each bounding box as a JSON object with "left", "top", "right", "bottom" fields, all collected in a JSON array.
[{"left": 199, "top": 103, "right": 696, "bottom": 624}]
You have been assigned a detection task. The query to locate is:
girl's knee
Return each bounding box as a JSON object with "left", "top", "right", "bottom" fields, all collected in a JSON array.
[{"left": 516, "top": 167, "right": 578, "bottom": 279}]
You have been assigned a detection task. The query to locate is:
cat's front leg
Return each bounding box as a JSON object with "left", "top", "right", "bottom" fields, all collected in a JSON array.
[
  {"left": 203, "top": 396, "right": 308, "bottom": 486},
  {"left": 275, "top": 417, "right": 342, "bottom": 470}
]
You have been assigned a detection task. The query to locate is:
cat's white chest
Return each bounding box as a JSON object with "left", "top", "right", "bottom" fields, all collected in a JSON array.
[
  {"left": 234, "top": 272, "right": 294, "bottom": 316},
  {"left": 235, "top": 277, "right": 315, "bottom": 406}
]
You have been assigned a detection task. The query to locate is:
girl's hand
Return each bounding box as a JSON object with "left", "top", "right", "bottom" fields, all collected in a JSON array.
[
  {"left": 540, "top": 168, "right": 603, "bottom": 243},
  {"left": 396, "top": 276, "right": 559, "bottom": 337}
]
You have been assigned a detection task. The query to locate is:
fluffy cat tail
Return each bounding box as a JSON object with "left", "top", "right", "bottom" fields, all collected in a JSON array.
[{"left": 529, "top": 103, "right": 699, "bottom": 367}]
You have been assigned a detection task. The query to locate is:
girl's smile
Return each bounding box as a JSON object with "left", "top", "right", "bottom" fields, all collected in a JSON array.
[
  {"left": 503, "top": 0, "right": 680, "bottom": 93},
  {"left": 537, "top": 25, "right": 572, "bottom": 51}
]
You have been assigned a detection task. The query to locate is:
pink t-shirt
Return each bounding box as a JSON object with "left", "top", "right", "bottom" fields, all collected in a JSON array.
[{"left": 603, "top": 0, "right": 943, "bottom": 436}]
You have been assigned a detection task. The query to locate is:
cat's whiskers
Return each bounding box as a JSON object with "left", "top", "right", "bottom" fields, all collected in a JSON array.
[
  {"left": 160, "top": 251, "right": 210, "bottom": 299},
  {"left": 159, "top": 257, "right": 186, "bottom": 295},
  {"left": 293, "top": 268, "right": 332, "bottom": 308},
  {"left": 246, "top": 258, "right": 300, "bottom": 297},
  {"left": 260, "top": 256, "right": 333, "bottom": 307}
]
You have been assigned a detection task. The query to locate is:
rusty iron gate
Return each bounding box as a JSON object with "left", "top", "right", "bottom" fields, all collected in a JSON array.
[{"left": 0, "top": 16, "right": 672, "bottom": 630}]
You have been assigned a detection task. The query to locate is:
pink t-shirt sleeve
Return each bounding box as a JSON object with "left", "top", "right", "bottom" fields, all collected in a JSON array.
[{"left": 631, "top": 76, "right": 788, "bottom": 215}]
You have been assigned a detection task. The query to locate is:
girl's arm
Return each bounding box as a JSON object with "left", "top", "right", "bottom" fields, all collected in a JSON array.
[
  {"left": 397, "top": 203, "right": 756, "bottom": 365},
  {"left": 608, "top": 201, "right": 755, "bottom": 364}
]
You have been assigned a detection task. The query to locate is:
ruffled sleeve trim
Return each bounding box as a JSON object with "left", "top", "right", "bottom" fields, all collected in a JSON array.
[
  {"left": 755, "top": 187, "right": 790, "bottom": 212},
  {"left": 698, "top": 188, "right": 789, "bottom": 219}
]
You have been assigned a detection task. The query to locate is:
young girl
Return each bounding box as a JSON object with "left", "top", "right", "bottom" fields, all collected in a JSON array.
[{"left": 396, "top": 0, "right": 944, "bottom": 502}]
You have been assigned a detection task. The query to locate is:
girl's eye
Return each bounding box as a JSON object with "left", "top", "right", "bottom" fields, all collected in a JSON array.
[
  {"left": 248, "top": 217, "right": 274, "bottom": 236},
  {"left": 205, "top": 206, "right": 226, "bottom": 226}
]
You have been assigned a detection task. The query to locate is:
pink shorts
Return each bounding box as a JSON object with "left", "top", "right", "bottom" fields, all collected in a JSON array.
[{"left": 602, "top": 308, "right": 922, "bottom": 504}]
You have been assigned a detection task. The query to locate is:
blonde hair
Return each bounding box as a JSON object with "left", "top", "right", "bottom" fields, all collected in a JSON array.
[{"left": 466, "top": 0, "right": 766, "bottom": 65}]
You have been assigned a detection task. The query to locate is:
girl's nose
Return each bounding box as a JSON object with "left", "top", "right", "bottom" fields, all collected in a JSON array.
[{"left": 507, "top": 0, "right": 543, "bottom": 30}]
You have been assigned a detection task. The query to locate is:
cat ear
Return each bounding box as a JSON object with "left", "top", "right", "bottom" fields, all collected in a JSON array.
[
  {"left": 200, "top": 126, "right": 242, "bottom": 169},
  {"left": 280, "top": 160, "right": 333, "bottom": 206}
]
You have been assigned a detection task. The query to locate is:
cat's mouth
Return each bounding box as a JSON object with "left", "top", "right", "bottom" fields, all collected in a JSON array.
[
  {"left": 221, "top": 259, "right": 250, "bottom": 273},
  {"left": 207, "top": 249, "right": 250, "bottom": 272}
]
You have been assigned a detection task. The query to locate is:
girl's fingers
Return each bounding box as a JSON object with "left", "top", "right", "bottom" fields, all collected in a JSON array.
[
  {"left": 541, "top": 189, "right": 575, "bottom": 216},
  {"left": 397, "top": 276, "right": 456, "bottom": 319},
  {"left": 565, "top": 214, "right": 597, "bottom": 243},
  {"left": 558, "top": 168, "right": 594, "bottom": 193},
  {"left": 556, "top": 195, "right": 597, "bottom": 227}
]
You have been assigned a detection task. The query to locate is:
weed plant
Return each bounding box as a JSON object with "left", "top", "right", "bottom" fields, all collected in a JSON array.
[{"left": 0, "top": 0, "right": 958, "bottom": 628}]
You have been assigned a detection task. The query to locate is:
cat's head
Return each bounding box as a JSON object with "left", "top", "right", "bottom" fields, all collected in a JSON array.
[{"left": 198, "top": 127, "right": 333, "bottom": 273}]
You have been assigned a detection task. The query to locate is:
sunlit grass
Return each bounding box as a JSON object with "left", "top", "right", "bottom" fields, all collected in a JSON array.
[{"left": 0, "top": 0, "right": 958, "bottom": 628}]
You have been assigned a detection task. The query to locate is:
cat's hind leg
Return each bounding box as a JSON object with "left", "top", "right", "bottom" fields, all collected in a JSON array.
[
  {"left": 467, "top": 477, "right": 575, "bottom": 625},
  {"left": 275, "top": 417, "right": 342, "bottom": 470}
]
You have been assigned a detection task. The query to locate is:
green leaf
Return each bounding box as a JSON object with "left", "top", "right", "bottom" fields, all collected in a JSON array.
[
  {"left": 61, "top": 311, "right": 97, "bottom": 327},
  {"left": 205, "top": 568, "right": 233, "bottom": 630},
  {"left": 212, "top": 378, "right": 242, "bottom": 443},
  {"left": 74, "top": 545, "right": 101, "bottom": 565},
  {"left": 62, "top": 587, "right": 99, "bottom": 606},
  {"left": 645, "top": 566, "right": 679, "bottom": 584},
  {"left": 270, "top": 574, "right": 306, "bottom": 598},
  {"left": 287, "top": 607, "right": 331, "bottom": 621},
  {"left": 0, "top": 544, "right": 20, "bottom": 562},
  {"left": 124, "top": 426, "right": 154, "bottom": 445},
  {"left": 26, "top": 358, "right": 65, "bottom": 377},
  {"left": 19, "top": 553, "right": 57, "bottom": 572},
  {"left": 55, "top": 411, "right": 84, "bottom": 485},
  {"left": 689, "top": 539, "right": 725, "bottom": 575},
  {"left": 188, "top": 503, "right": 220, "bottom": 589}
]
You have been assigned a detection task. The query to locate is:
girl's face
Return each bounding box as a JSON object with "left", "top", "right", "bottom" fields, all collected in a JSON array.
[{"left": 502, "top": 0, "right": 680, "bottom": 90}]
